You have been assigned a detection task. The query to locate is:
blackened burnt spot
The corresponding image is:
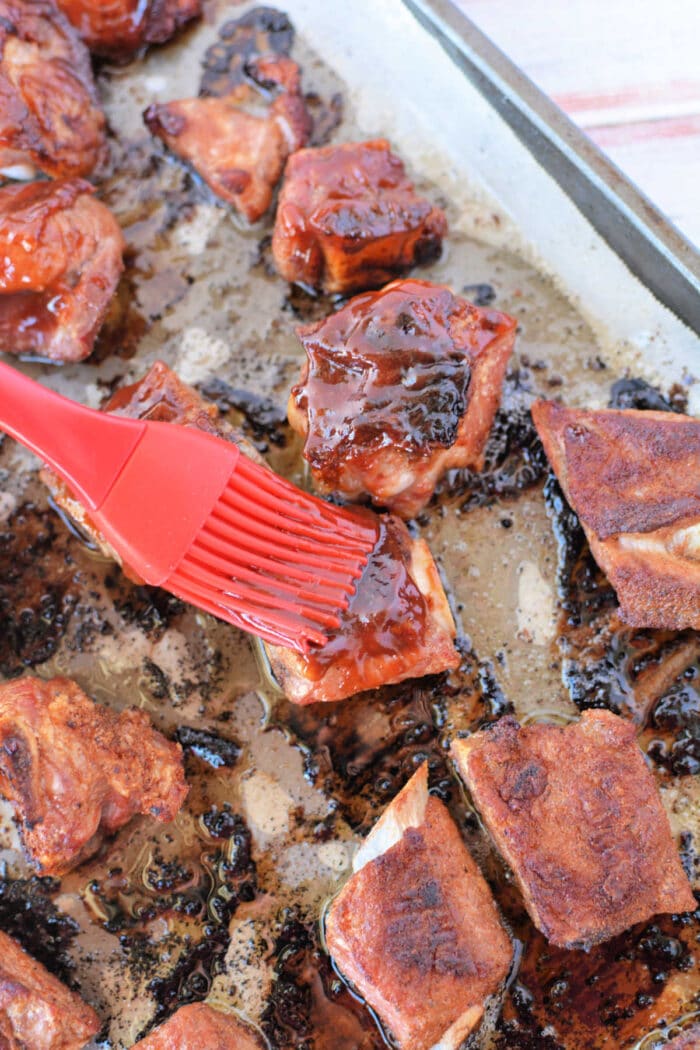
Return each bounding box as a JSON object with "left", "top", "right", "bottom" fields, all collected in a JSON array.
[
  {"left": 442, "top": 386, "right": 547, "bottom": 511},
  {"left": 107, "top": 579, "right": 184, "bottom": 639},
  {"left": 200, "top": 7, "right": 294, "bottom": 98},
  {"left": 175, "top": 726, "right": 240, "bottom": 769},
  {"left": 306, "top": 91, "right": 344, "bottom": 147},
  {"left": 200, "top": 377, "right": 289, "bottom": 449},
  {"left": 462, "top": 283, "right": 496, "bottom": 307},
  {"left": 0, "top": 876, "right": 79, "bottom": 986},
  {"left": 0, "top": 504, "right": 81, "bottom": 676},
  {"left": 608, "top": 377, "right": 686, "bottom": 413},
  {"left": 648, "top": 661, "right": 700, "bottom": 776},
  {"left": 262, "top": 908, "right": 383, "bottom": 1049}
]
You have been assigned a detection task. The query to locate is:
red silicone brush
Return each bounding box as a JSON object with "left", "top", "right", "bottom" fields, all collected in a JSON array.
[{"left": 0, "top": 361, "right": 378, "bottom": 651}]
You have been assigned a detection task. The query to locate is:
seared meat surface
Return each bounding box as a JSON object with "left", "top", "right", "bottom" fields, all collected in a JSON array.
[
  {"left": 0, "top": 676, "right": 188, "bottom": 875},
  {"left": 271, "top": 139, "right": 447, "bottom": 293},
  {"left": 288, "top": 278, "right": 516, "bottom": 517},
  {"left": 132, "top": 1003, "right": 264, "bottom": 1049},
  {"left": 267, "top": 513, "right": 460, "bottom": 703},
  {"left": 532, "top": 400, "right": 700, "bottom": 630},
  {"left": 55, "top": 0, "right": 202, "bottom": 59},
  {"left": 0, "top": 0, "right": 106, "bottom": 179},
  {"left": 0, "top": 930, "right": 100, "bottom": 1050},
  {"left": 0, "top": 178, "right": 124, "bottom": 361},
  {"left": 144, "top": 54, "right": 310, "bottom": 222},
  {"left": 452, "top": 711, "right": 696, "bottom": 949},
  {"left": 325, "top": 764, "right": 512, "bottom": 1050}
]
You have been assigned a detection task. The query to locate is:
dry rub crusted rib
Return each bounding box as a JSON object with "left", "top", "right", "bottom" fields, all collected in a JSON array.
[
  {"left": 131, "top": 1002, "right": 263, "bottom": 1049},
  {"left": 288, "top": 278, "right": 516, "bottom": 517},
  {"left": 532, "top": 400, "right": 700, "bottom": 630},
  {"left": 272, "top": 139, "right": 447, "bottom": 294},
  {"left": 0, "top": 676, "right": 188, "bottom": 875},
  {"left": 55, "top": 0, "right": 202, "bottom": 59},
  {"left": 325, "top": 764, "right": 512, "bottom": 1050},
  {"left": 0, "top": 0, "right": 106, "bottom": 180},
  {"left": 0, "top": 929, "right": 100, "bottom": 1050},
  {"left": 144, "top": 54, "right": 311, "bottom": 222},
  {"left": 43, "top": 362, "right": 459, "bottom": 704},
  {"left": 0, "top": 178, "right": 125, "bottom": 362},
  {"left": 452, "top": 711, "right": 696, "bottom": 949}
]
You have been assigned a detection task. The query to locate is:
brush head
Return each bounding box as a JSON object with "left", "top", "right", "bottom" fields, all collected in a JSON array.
[{"left": 91, "top": 421, "right": 379, "bottom": 652}]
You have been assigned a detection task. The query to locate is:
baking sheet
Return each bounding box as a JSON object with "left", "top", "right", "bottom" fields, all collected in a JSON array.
[{"left": 0, "top": 1, "right": 698, "bottom": 1047}]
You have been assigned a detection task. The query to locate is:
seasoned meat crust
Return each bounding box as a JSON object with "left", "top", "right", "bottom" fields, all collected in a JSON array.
[
  {"left": 0, "top": 0, "right": 106, "bottom": 179},
  {"left": 288, "top": 278, "right": 516, "bottom": 517},
  {"left": 0, "top": 178, "right": 125, "bottom": 361},
  {"left": 266, "top": 513, "right": 460, "bottom": 704},
  {"left": 132, "top": 1002, "right": 263, "bottom": 1049},
  {"left": 55, "top": 0, "right": 202, "bottom": 59},
  {"left": 0, "top": 676, "right": 188, "bottom": 875},
  {"left": 532, "top": 400, "right": 700, "bottom": 629},
  {"left": 144, "top": 55, "right": 310, "bottom": 222},
  {"left": 271, "top": 139, "right": 447, "bottom": 294},
  {"left": 326, "top": 765, "right": 512, "bottom": 1050},
  {"left": 0, "top": 930, "right": 100, "bottom": 1050},
  {"left": 452, "top": 711, "right": 696, "bottom": 949}
]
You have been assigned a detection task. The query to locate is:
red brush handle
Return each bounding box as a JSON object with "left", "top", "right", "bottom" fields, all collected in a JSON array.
[{"left": 0, "top": 360, "right": 146, "bottom": 510}]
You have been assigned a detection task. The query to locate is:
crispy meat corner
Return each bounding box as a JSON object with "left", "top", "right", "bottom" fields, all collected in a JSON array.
[
  {"left": 325, "top": 764, "right": 512, "bottom": 1050},
  {"left": 452, "top": 710, "right": 696, "bottom": 949},
  {"left": 532, "top": 399, "right": 700, "bottom": 630},
  {"left": 55, "top": 0, "right": 202, "bottom": 59},
  {"left": 0, "top": 929, "right": 100, "bottom": 1050},
  {"left": 0, "top": 676, "right": 188, "bottom": 875}
]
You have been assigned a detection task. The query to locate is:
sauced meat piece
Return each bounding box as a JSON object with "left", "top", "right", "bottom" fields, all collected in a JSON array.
[
  {"left": 271, "top": 139, "right": 447, "bottom": 294},
  {"left": 0, "top": 930, "right": 100, "bottom": 1050},
  {"left": 41, "top": 360, "right": 259, "bottom": 574},
  {"left": 55, "top": 0, "right": 202, "bottom": 59},
  {"left": 326, "top": 764, "right": 512, "bottom": 1050},
  {"left": 144, "top": 55, "right": 310, "bottom": 222},
  {"left": 132, "top": 1002, "right": 264, "bottom": 1049},
  {"left": 0, "top": 178, "right": 124, "bottom": 362},
  {"left": 532, "top": 400, "right": 700, "bottom": 630},
  {"left": 0, "top": 676, "right": 188, "bottom": 875},
  {"left": 266, "top": 513, "right": 460, "bottom": 704},
  {"left": 452, "top": 711, "right": 696, "bottom": 949},
  {"left": 288, "top": 279, "right": 516, "bottom": 517},
  {"left": 0, "top": 0, "right": 106, "bottom": 180},
  {"left": 40, "top": 364, "right": 457, "bottom": 703}
]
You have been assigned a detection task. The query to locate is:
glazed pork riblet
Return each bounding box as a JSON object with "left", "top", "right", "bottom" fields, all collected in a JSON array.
[
  {"left": 266, "top": 513, "right": 460, "bottom": 704},
  {"left": 325, "top": 764, "right": 512, "bottom": 1050},
  {"left": 0, "top": 930, "right": 100, "bottom": 1050},
  {"left": 0, "top": 0, "right": 106, "bottom": 180},
  {"left": 272, "top": 139, "right": 448, "bottom": 294},
  {"left": 0, "top": 178, "right": 125, "bottom": 362},
  {"left": 55, "top": 0, "right": 202, "bottom": 59},
  {"left": 288, "top": 278, "right": 516, "bottom": 517},
  {"left": 532, "top": 400, "right": 700, "bottom": 630},
  {"left": 452, "top": 711, "right": 696, "bottom": 949},
  {"left": 0, "top": 676, "right": 188, "bottom": 875},
  {"left": 132, "top": 1002, "right": 263, "bottom": 1049},
  {"left": 144, "top": 53, "right": 311, "bottom": 222},
  {"left": 42, "top": 363, "right": 458, "bottom": 703}
]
